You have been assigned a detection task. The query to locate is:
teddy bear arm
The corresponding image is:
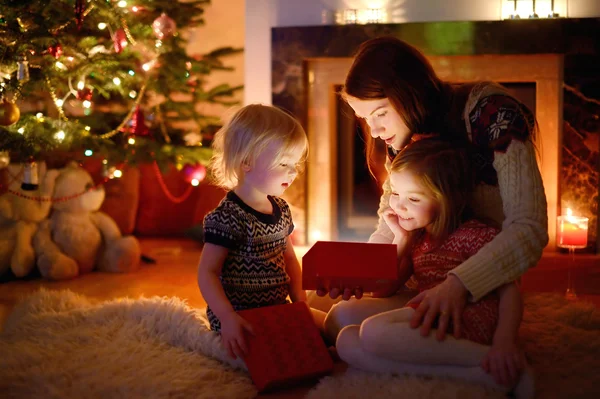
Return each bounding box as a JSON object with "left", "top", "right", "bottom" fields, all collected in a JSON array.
[
  {"left": 0, "top": 195, "right": 13, "bottom": 220},
  {"left": 90, "top": 211, "right": 122, "bottom": 242},
  {"left": 11, "top": 220, "right": 38, "bottom": 277},
  {"left": 33, "top": 220, "right": 79, "bottom": 280}
]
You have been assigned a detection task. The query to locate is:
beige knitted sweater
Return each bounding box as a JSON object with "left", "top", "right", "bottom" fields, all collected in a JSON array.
[{"left": 369, "top": 83, "right": 549, "bottom": 301}]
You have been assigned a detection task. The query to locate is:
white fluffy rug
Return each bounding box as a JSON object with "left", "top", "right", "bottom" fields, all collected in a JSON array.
[{"left": 1, "top": 290, "right": 599, "bottom": 399}]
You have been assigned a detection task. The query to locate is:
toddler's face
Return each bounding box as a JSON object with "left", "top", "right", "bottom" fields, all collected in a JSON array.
[
  {"left": 244, "top": 142, "right": 304, "bottom": 197},
  {"left": 388, "top": 169, "right": 439, "bottom": 232}
]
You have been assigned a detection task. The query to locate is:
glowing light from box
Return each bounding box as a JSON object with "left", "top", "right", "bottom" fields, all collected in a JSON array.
[{"left": 310, "top": 229, "right": 323, "bottom": 243}]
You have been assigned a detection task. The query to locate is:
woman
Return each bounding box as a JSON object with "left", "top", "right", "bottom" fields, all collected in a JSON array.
[{"left": 320, "top": 37, "right": 548, "bottom": 343}]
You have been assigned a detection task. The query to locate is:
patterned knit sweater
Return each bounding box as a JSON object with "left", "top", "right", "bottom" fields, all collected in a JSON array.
[
  {"left": 371, "top": 83, "right": 549, "bottom": 301},
  {"left": 410, "top": 220, "right": 501, "bottom": 345},
  {"left": 203, "top": 191, "right": 294, "bottom": 331}
]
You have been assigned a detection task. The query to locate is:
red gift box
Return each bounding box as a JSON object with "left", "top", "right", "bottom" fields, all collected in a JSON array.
[
  {"left": 238, "top": 302, "right": 333, "bottom": 392},
  {"left": 302, "top": 241, "right": 398, "bottom": 292}
]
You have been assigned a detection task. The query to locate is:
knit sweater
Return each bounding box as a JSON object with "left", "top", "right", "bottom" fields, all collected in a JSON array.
[{"left": 370, "top": 83, "right": 549, "bottom": 301}]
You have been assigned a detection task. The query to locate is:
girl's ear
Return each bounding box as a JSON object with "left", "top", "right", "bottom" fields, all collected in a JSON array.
[{"left": 241, "top": 162, "right": 251, "bottom": 172}]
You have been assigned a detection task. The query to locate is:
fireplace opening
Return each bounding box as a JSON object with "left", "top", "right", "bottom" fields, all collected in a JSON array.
[{"left": 334, "top": 82, "right": 537, "bottom": 242}]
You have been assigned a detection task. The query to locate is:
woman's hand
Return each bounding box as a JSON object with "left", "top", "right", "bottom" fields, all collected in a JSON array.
[
  {"left": 219, "top": 311, "right": 255, "bottom": 360},
  {"left": 481, "top": 339, "right": 526, "bottom": 387},
  {"left": 316, "top": 286, "right": 363, "bottom": 300},
  {"left": 407, "top": 274, "right": 468, "bottom": 340}
]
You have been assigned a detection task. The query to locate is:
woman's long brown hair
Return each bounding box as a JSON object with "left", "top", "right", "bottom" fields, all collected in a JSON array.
[{"left": 342, "top": 37, "right": 468, "bottom": 174}]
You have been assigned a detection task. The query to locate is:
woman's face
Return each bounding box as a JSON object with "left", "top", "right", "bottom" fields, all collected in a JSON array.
[{"left": 346, "top": 97, "right": 411, "bottom": 151}]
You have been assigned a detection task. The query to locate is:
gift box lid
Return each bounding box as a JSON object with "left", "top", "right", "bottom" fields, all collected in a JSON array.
[{"left": 238, "top": 301, "right": 333, "bottom": 392}]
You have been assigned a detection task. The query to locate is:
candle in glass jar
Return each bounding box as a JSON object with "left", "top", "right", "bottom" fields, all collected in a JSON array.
[{"left": 557, "top": 208, "right": 589, "bottom": 249}]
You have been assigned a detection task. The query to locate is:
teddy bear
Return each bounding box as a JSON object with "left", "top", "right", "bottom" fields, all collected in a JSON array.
[
  {"left": 33, "top": 162, "right": 141, "bottom": 280},
  {"left": 0, "top": 161, "right": 60, "bottom": 278}
]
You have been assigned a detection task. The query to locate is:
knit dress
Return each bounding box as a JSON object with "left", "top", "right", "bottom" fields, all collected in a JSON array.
[
  {"left": 203, "top": 191, "right": 294, "bottom": 332},
  {"left": 409, "top": 220, "right": 501, "bottom": 345}
]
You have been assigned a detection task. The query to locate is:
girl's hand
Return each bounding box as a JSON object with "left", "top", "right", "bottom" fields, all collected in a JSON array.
[
  {"left": 382, "top": 209, "right": 408, "bottom": 240},
  {"left": 407, "top": 274, "right": 468, "bottom": 340},
  {"left": 219, "top": 311, "right": 255, "bottom": 360},
  {"left": 481, "top": 340, "right": 526, "bottom": 387}
]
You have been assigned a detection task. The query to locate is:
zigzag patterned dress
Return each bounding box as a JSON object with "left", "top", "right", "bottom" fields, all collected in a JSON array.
[
  {"left": 203, "top": 191, "right": 293, "bottom": 332},
  {"left": 409, "top": 220, "right": 501, "bottom": 345}
]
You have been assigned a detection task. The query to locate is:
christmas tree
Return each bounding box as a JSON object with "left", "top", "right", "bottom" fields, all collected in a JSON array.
[{"left": 0, "top": 0, "right": 242, "bottom": 184}]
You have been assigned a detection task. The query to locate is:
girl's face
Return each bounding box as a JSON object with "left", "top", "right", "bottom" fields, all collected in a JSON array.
[
  {"left": 389, "top": 169, "right": 439, "bottom": 232},
  {"left": 346, "top": 96, "right": 411, "bottom": 151},
  {"left": 242, "top": 142, "right": 304, "bottom": 197}
]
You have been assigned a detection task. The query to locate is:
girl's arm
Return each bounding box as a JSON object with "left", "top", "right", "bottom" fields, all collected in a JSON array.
[
  {"left": 493, "top": 282, "right": 523, "bottom": 345},
  {"left": 197, "top": 243, "right": 234, "bottom": 318},
  {"left": 197, "top": 242, "right": 254, "bottom": 360},
  {"left": 481, "top": 282, "right": 526, "bottom": 387},
  {"left": 283, "top": 236, "right": 307, "bottom": 303}
]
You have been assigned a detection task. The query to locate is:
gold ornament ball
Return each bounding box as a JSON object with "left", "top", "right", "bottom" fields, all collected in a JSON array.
[{"left": 0, "top": 99, "right": 20, "bottom": 126}]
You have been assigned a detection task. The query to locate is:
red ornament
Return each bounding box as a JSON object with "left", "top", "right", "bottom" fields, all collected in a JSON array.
[
  {"left": 113, "top": 28, "right": 128, "bottom": 54},
  {"left": 128, "top": 106, "right": 150, "bottom": 136},
  {"left": 76, "top": 87, "right": 93, "bottom": 101},
  {"left": 152, "top": 13, "right": 176, "bottom": 40},
  {"left": 75, "top": 0, "right": 85, "bottom": 30},
  {"left": 182, "top": 164, "right": 207, "bottom": 184},
  {"left": 48, "top": 43, "right": 63, "bottom": 59}
]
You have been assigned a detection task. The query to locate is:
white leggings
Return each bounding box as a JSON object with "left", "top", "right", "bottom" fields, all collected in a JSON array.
[{"left": 320, "top": 292, "right": 534, "bottom": 398}]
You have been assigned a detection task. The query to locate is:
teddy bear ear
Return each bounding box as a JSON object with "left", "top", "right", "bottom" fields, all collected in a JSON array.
[{"left": 65, "top": 161, "right": 79, "bottom": 169}]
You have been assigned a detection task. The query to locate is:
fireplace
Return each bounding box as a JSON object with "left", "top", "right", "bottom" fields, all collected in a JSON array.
[
  {"left": 272, "top": 19, "right": 600, "bottom": 252},
  {"left": 304, "top": 54, "right": 563, "bottom": 248}
]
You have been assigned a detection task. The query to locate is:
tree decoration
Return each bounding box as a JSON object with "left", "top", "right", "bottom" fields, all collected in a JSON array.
[
  {"left": 0, "top": 151, "right": 10, "bottom": 169},
  {"left": 127, "top": 106, "right": 150, "bottom": 137},
  {"left": 183, "top": 163, "right": 207, "bottom": 184},
  {"left": 183, "top": 131, "right": 202, "bottom": 146},
  {"left": 0, "top": 99, "right": 20, "bottom": 126},
  {"left": 76, "top": 87, "right": 93, "bottom": 101},
  {"left": 75, "top": 0, "right": 86, "bottom": 30},
  {"left": 48, "top": 43, "right": 63, "bottom": 59},
  {"left": 113, "top": 28, "right": 128, "bottom": 54},
  {"left": 21, "top": 160, "right": 39, "bottom": 191},
  {"left": 16, "top": 56, "right": 29, "bottom": 82},
  {"left": 0, "top": 0, "right": 242, "bottom": 170},
  {"left": 152, "top": 13, "right": 176, "bottom": 40}
]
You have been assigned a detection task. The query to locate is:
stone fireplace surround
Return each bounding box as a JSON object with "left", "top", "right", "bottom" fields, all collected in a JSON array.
[{"left": 272, "top": 18, "right": 600, "bottom": 252}]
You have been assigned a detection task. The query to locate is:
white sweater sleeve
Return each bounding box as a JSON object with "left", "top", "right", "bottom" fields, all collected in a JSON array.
[
  {"left": 449, "top": 139, "right": 548, "bottom": 301},
  {"left": 368, "top": 156, "right": 395, "bottom": 244}
]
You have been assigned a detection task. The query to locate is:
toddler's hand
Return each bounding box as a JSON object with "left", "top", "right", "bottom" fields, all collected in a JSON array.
[
  {"left": 219, "top": 311, "right": 255, "bottom": 360},
  {"left": 481, "top": 340, "right": 526, "bottom": 388}
]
